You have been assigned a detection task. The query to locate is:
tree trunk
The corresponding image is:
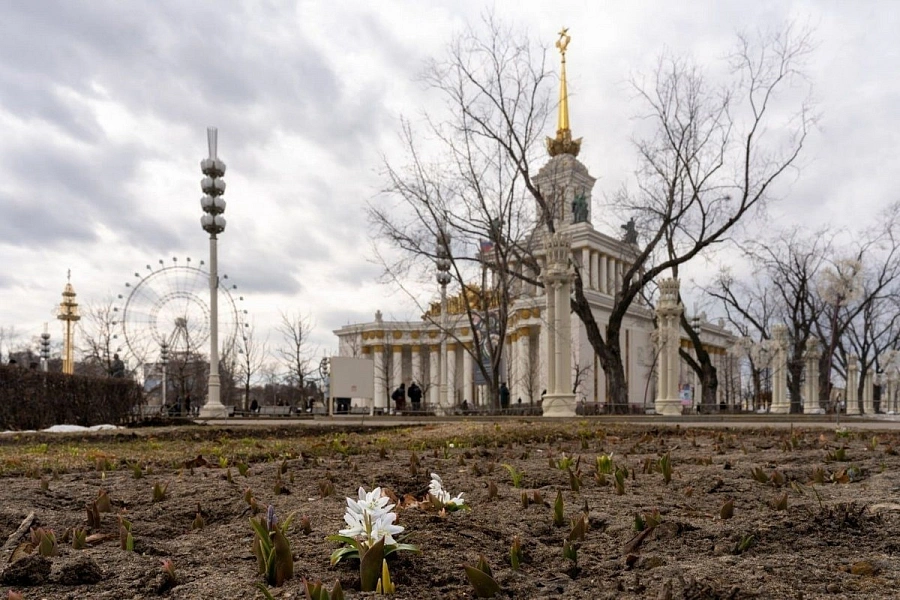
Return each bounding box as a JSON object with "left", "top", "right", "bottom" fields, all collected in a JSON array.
[
  {"left": 701, "top": 360, "right": 719, "bottom": 409},
  {"left": 787, "top": 359, "right": 803, "bottom": 414},
  {"left": 603, "top": 349, "right": 629, "bottom": 414}
]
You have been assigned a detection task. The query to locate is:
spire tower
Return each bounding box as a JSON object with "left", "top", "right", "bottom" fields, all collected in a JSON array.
[
  {"left": 57, "top": 270, "right": 80, "bottom": 375},
  {"left": 546, "top": 28, "right": 582, "bottom": 157}
]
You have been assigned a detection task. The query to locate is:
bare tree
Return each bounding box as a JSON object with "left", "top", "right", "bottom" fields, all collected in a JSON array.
[
  {"left": 236, "top": 322, "right": 269, "bottom": 411},
  {"left": 370, "top": 14, "right": 550, "bottom": 408},
  {"left": 814, "top": 206, "right": 900, "bottom": 405},
  {"left": 708, "top": 229, "right": 828, "bottom": 411},
  {"left": 77, "top": 298, "right": 123, "bottom": 378},
  {"left": 0, "top": 325, "right": 21, "bottom": 364},
  {"left": 276, "top": 310, "right": 317, "bottom": 411},
  {"left": 594, "top": 26, "right": 813, "bottom": 410}
]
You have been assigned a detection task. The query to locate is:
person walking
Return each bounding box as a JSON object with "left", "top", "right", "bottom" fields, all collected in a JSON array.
[
  {"left": 407, "top": 381, "right": 422, "bottom": 413},
  {"left": 500, "top": 382, "right": 510, "bottom": 411},
  {"left": 391, "top": 383, "right": 406, "bottom": 414}
]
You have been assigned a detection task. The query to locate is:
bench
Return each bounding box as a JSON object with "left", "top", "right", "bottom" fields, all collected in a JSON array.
[
  {"left": 130, "top": 404, "right": 164, "bottom": 418},
  {"left": 257, "top": 406, "right": 293, "bottom": 417}
]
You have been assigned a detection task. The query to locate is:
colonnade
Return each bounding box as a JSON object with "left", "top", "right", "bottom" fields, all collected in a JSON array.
[
  {"left": 361, "top": 329, "right": 539, "bottom": 412},
  {"left": 576, "top": 247, "right": 626, "bottom": 296}
]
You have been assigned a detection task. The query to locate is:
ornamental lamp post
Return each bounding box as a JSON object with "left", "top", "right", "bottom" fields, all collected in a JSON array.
[
  {"left": 435, "top": 230, "right": 452, "bottom": 415},
  {"left": 198, "top": 127, "right": 229, "bottom": 419},
  {"left": 39, "top": 324, "right": 50, "bottom": 372}
]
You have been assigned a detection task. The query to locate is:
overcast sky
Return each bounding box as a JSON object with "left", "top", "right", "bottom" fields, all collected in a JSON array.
[{"left": 1, "top": 1, "right": 898, "bottom": 364}]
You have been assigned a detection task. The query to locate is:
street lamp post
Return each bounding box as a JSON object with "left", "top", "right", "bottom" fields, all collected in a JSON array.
[
  {"left": 160, "top": 341, "right": 169, "bottom": 411},
  {"left": 39, "top": 324, "right": 50, "bottom": 373},
  {"left": 436, "top": 230, "right": 452, "bottom": 415},
  {"left": 198, "top": 127, "right": 229, "bottom": 419}
]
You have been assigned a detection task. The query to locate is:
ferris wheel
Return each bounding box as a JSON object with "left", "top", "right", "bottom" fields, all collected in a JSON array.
[{"left": 115, "top": 257, "right": 247, "bottom": 363}]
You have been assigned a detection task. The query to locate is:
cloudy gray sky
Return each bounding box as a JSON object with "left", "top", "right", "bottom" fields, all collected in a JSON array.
[{"left": 1, "top": 1, "right": 898, "bottom": 363}]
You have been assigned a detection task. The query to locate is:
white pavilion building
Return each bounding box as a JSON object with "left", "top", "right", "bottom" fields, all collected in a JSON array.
[{"left": 333, "top": 32, "right": 735, "bottom": 415}]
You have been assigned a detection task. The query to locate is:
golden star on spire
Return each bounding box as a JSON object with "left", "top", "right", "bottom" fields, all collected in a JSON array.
[{"left": 546, "top": 27, "right": 582, "bottom": 157}]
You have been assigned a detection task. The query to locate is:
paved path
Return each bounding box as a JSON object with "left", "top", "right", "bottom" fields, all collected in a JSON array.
[{"left": 194, "top": 414, "right": 900, "bottom": 431}]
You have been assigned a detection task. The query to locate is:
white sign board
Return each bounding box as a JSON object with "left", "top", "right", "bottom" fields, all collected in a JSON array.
[{"left": 330, "top": 357, "right": 374, "bottom": 399}]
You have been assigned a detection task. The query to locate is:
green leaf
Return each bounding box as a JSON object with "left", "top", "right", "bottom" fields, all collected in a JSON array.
[
  {"left": 475, "top": 554, "right": 492, "bottom": 577},
  {"left": 329, "top": 546, "right": 359, "bottom": 565},
  {"left": 464, "top": 564, "right": 501, "bottom": 598},
  {"left": 331, "top": 579, "right": 345, "bottom": 600},
  {"left": 326, "top": 534, "right": 361, "bottom": 546},
  {"left": 384, "top": 542, "right": 420, "bottom": 557},
  {"left": 256, "top": 582, "right": 277, "bottom": 600},
  {"left": 272, "top": 528, "right": 294, "bottom": 586},
  {"left": 359, "top": 537, "right": 386, "bottom": 592}
]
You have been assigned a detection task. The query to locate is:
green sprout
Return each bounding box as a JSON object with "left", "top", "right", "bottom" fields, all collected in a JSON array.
[
  {"left": 303, "top": 578, "right": 345, "bottom": 600},
  {"left": 464, "top": 554, "right": 500, "bottom": 598},
  {"left": 509, "top": 535, "right": 523, "bottom": 571},
  {"left": 152, "top": 481, "right": 169, "bottom": 503},
  {"left": 375, "top": 559, "right": 395, "bottom": 595},
  {"left": 29, "top": 527, "right": 58, "bottom": 557},
  {"left": 71, "top": 527, "right": 87, "bottom": 550},
  {"left": 119, "top": 515, "right": 134, "bottom": 551},
  {"left": 553, "top": 491, "right": 565, "bottom": 527},
  {"left": 250, "top": 505, "right": 295, "bottom": 587},
  {"left": 596, "top": 453, "right": 614, "bottom": 475},
  {"left": 502, "top": 464, "right": 525, "bottom": 488},
  {"left": 614, "top": 466, "right": 627, "bottom": 495},
  {"left": 659, "top": 452, "right": 672, "bottom": 484}
]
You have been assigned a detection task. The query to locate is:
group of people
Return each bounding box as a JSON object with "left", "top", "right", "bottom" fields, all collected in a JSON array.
[
  {"left": 390, "top": 381, "right": 516, "bottom": 414},
  {"left": 390, "top": 381, "right": 423, "bottom": 413}
]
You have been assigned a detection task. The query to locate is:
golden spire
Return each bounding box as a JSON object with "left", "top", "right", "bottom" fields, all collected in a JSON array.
[{"left": 546, "top": 28, "right": 582, "bottom": 157}]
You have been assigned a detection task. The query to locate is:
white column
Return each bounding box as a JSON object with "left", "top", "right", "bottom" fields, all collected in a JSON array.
[
  {"left": 581, "top": 248, "right": 591, "bottom": 289},
  {"left": 590, "top": 252, "right": 599, "bottom": 291},
  {"left": 846, "top": 355, "right": 859, "bottom": 415},
  {"left": 803, "top": 339, "right": 821, "bottom": 414},
  {"left": 546, "top": 282, "right": 557, "bottom": 395},
  {"left": 554, "top": 283, "right": 565, "bottom": 392},
  {"left": 462, "top": 344, "right": 473, "bottom": 406},
  {"left": 657, "top": 330, "right": 668, "bottom": 408},
  {"left": 770, "top": 325, "right": 790, "bottom": 414},
  {"left": 446, "top": 343, "right": 457, "bottom": 408},
  {"left": 392, "top": 345, "right": 403, "bottom": 391},
  {"left": 600, "top": 255, "right": 608, "bottom": 294},
  {"left": 373, "top": 346, "right": 387, "bottom": 411},
  {"left": 654, "top": 278, "right": 682, "bottom": 416},
  {"left": 411, "top": 344, "right": 421, "bottom": 385},
  {"left": 667, "top": 315, "right": 679, "bottom": 401},
  {"left": 616, "top": 261, "right": 624, "bottom": 296},
  {"left": 864, "top": 370, "right": 875, "bottom": 414},
  {"left": 429, "top": 344, "right": 440, "bottom": 407},
  {"left": 517, "top": 329, "right": 531, "bottom": 404}
]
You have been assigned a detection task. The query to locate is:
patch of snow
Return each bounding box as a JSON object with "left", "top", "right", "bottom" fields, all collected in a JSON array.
[{"left": 2, "top": 424, "right": 120, "bottom": 434}]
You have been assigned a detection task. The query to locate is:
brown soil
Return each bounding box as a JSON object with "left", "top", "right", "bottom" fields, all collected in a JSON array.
[{"left": 1, "top": 421, "right": 899, "bottom": 599}]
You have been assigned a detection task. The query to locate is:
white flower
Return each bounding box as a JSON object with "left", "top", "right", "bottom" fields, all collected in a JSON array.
[
  {"left": 338, "top": 511, "right": 367, "bottom": 539},
  {"left": 370, "top": 511, "right": 404, "bottom": 546},
  {"left": 338, "top": 486, "right": 403, "bottom": 547},
  {"left": 347, "top": 486, "right": 393, "bottom": 517},
  {"left": 428, "top": 472, "right": 466, "bottom": 510}
]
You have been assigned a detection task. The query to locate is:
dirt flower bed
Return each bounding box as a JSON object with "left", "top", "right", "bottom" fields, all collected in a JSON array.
[{"left": 1, "top": 421, "right": 900, "bottom": 599}]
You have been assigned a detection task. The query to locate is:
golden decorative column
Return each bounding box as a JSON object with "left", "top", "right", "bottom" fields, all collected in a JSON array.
[{"left": 57, "top": 271, "right": 81, "bottom": 375}]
